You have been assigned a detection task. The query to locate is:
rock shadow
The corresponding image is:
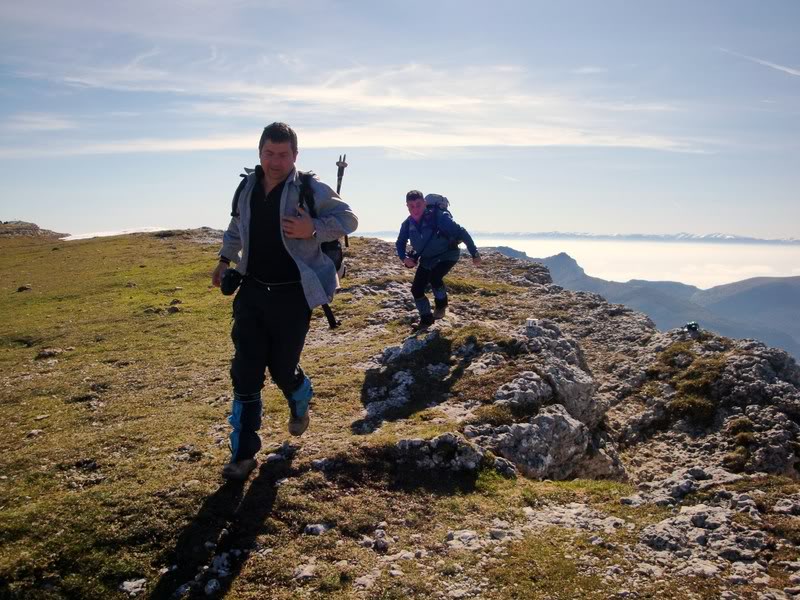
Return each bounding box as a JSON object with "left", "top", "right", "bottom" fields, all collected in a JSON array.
[
  {"left": 352, "top": 330, "right": 472, "bottom": 434},
  {"left": 319, "top": 444, "right": 482, "bottom": 497},
  {"left": 148, "top": 454, "right": 294, "bottom": 600}
]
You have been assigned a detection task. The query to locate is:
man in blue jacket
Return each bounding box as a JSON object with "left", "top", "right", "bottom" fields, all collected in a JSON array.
[
  {"left": 396, "top": 190, "right": 481, "bottom": 328},
  {"left": 212, "top": 122, "right": 358, "bottom": 480}
]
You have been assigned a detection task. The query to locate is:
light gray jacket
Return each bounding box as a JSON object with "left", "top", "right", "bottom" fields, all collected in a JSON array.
[{"left": 219, "top": 166, "right": 358, "bottom": 309}]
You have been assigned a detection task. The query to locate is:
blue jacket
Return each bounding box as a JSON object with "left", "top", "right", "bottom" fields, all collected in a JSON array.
[
  {"left": 220, "top": 167, "right": 358, "bottom": 309},
  {"left": 396, "top": 208, "right": 478, "bottom": 269}
]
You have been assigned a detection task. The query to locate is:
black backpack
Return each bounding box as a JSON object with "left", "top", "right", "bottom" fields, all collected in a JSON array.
[
  {"left": 230, "top": 169, "right": 344, "bottom": 328},
  {"left": 296, "top": 172, "right": 346, "bottom": 279}
]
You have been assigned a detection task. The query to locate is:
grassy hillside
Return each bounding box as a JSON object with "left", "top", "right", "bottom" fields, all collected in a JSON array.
[{"left": 0, "top": 233, "right": 791, "bottom": 599}]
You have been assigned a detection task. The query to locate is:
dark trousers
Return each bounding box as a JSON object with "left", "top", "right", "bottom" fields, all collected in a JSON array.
[
  {"left": 411, "top": 260, "right": 458, "bottom": 315},
  {"left": 228, "top": 280, "right": 311, "bottom": 461}
]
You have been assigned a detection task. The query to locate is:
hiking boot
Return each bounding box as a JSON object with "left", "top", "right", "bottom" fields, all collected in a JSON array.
[
  {"left": 433, "top": 305, "right": 447, "bottom": 320},
  {"left": 416, "top": 314, "right": 435, "bottom": 329},
  {"left": 222, "top": 458, "right": 257, "bottom": 480},
  {"left": 288, "top": 412, "right": 310, "bottom": 436}
]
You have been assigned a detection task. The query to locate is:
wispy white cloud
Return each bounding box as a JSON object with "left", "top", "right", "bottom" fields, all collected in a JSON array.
[
  {"left": 4, "top": 112, "right": 77, "bottom": 131},
  {"left": 0, "top": 123, "right": 706, "bottom": 159},
  {"left": 502, "top": 175, "right": 521, "bottom": 182},
  {"left": 721, "top": 48, "right": 800, "bottom": 77},
  {"left": 572, "top": 66, "right": 607, "bottom": 75},
  {"left": 1, "top": 43, "right": 708, "bottom": 157},
  {"left": 586, "top": 101, "right": 678, "bottom": 112}
]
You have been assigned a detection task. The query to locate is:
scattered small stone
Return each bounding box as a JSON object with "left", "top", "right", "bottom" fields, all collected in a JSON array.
[
  {"left": 773, "top": 498, "right": 800, "bottom": 516},
  {"left": 25, "top": 429, "right": 43, "bottom": 438},
  {"left": 75, "top": 458, "right": 98, "bottom": 471},
  {"left": 354, "top": 569, "right": 381, "bottom": 589},
  {"left": 119, "top": 578, "right": 147, "bottom": 596},
  {"left": 310, "top": 458, "right": 333, "bottom": 471},
  {"left": 17, "top": 284, "right": 32, "bottom": 292},
  {"left": 35, "top": 348, "right": 63, "bottom": 359},
  {"left": 264, "top": 452, "right": 286, "bottom": 465},
  {"left": 304, "top": 523, "right": 331, "bottom": 536}
]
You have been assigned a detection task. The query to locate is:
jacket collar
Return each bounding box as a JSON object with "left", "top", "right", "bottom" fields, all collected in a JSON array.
[{"left": 253, "top": 165, "right": 298, "bottom": 187}]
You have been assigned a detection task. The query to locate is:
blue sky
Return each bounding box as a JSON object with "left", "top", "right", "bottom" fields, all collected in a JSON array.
[{"left": 0, "top": 0, "right": 798, "bottom": 238}]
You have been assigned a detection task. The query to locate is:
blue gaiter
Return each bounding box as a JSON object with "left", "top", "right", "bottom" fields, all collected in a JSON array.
[{"left": 228, "top": 391, "right": 262, "bottom": 462}]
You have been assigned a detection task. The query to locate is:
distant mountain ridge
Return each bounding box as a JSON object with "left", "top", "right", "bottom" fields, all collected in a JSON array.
[
  {"left": 489, "top": 247, "right": 800, "bottom": 359},
  {"left": 363, "top": 231, "right": 800, "bottom": 245},
  {"left": 474, "top": 231, "right": 800, "bottom": 244}
]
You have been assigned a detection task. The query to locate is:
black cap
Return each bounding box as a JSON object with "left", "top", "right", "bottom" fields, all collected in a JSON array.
[{"left": 406, "top": 190, "right": 423, "bottom": 202}]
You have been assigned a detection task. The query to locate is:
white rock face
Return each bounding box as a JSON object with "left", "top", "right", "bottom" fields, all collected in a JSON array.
[
  {"left": 641, "top": 503, "right": 769, "bottom": 562},
  {"left": 493, "top": 404, "right": 589, "bottom": 480},
  {"left": 494, "top": 371, "right": 553, "bottom": 412}
]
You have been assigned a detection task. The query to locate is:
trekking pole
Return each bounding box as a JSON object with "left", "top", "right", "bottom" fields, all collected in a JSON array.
[{"left": 336, "top": 154, "right": 349, "bottom": 247}]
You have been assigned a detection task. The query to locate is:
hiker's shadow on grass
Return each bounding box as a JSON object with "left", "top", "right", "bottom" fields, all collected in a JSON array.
[
  {"left": 148, "top": 456, "right": 293, "bottom": 600},
  {"left": 352, "top": 331, "right": 471, "bottom": 434}
]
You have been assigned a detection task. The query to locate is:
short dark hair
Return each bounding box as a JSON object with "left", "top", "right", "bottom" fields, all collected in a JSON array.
[
  {"left": 258, "top": 122, "right": 298, "bottom": 154},
  {"left": 406, "top": 190, "right": 423, "bottom": 202}
]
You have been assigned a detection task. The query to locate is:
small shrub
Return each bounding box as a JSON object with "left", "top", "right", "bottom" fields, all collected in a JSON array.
[
  {"left": 722, "top": 446, "right": 749, "bottom": 472},
  {"left": 727, "top": 417, "right": 754, "bottom": 435},
  {"left": 469, "top": 404, "right": 515, "bottom": 427},
  {"left": 667, "top": 395, "right": 717, "bottom": 426},
  {"left": 319, "top": 570, "right": 352, "bottom": 593},
  {"left": 765, "top": 515, "right": 800, "bottom": 546},
  {"left": 659, "top": 341, "right": 696, "bottom": 368},
  {"left": 674, "top": 355, "right": 727, "bottom": 397},
  {"left": 733, "top": 432, "right": 757, "bottom": 447},
  {"left": 441, "top": 561, "right": 460, "bottom": 577}
]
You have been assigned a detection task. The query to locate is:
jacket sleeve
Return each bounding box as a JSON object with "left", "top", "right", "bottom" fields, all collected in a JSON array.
[
  {"left": 308, "top": 178, "right": 358, "bottom": 242},
  {"left": 438, "top": 212, "right": 479, "bottom": 257},
  {"left": 220, "top": 181, "right": 244, "bottom": 263},
  {"left": 396, "top": 220, "right": 410, "bottom": 259}
]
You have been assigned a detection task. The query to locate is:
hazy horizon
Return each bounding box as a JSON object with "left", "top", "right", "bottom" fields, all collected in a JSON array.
[{"left": 379, "top": 235, "right": 800, "bottom": 289}]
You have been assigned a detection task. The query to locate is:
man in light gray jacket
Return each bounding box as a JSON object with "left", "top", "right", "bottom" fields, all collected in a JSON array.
[{"left": 212, "top": 122, "right": 358, "bottom": 480}]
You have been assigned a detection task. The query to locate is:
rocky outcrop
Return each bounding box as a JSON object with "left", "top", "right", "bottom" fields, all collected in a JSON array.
[
  {"left": 350, "top": 241, "right": 800, "bottom": 494},
  {"left": 1, "top": 221, "right": 67, "bottom": 238},
  {"left": 470, "top": 404, "right": 589, "bottom": 479}
]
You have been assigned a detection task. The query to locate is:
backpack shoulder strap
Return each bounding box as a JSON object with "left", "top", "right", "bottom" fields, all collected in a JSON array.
[
  {"left": 297, "top": 170, "right": 317, "bottom": 218},
  {"left": 230, "top": 173, "right": 248, "bottom": 217}
]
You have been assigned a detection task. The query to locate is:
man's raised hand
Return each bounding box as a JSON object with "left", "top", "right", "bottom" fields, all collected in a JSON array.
[{"left": 282, "top": 206, "right": 315, "bottom": 239}]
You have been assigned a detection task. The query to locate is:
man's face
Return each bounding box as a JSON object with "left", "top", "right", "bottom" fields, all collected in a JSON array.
[
  {"left": 260, "top": 140, "right": 297, "bottom": 184},
  {"left": 406, "top": 198, "right": 426, "bottom": 220}
]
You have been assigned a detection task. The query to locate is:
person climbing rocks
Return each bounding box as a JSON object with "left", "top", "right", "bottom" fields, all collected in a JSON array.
[
  {"left": 211, "top": 122, "right": 358, "bottom": 480},
  {"left": 395, "top": 190, "right": 481, "bottom": 328}
]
